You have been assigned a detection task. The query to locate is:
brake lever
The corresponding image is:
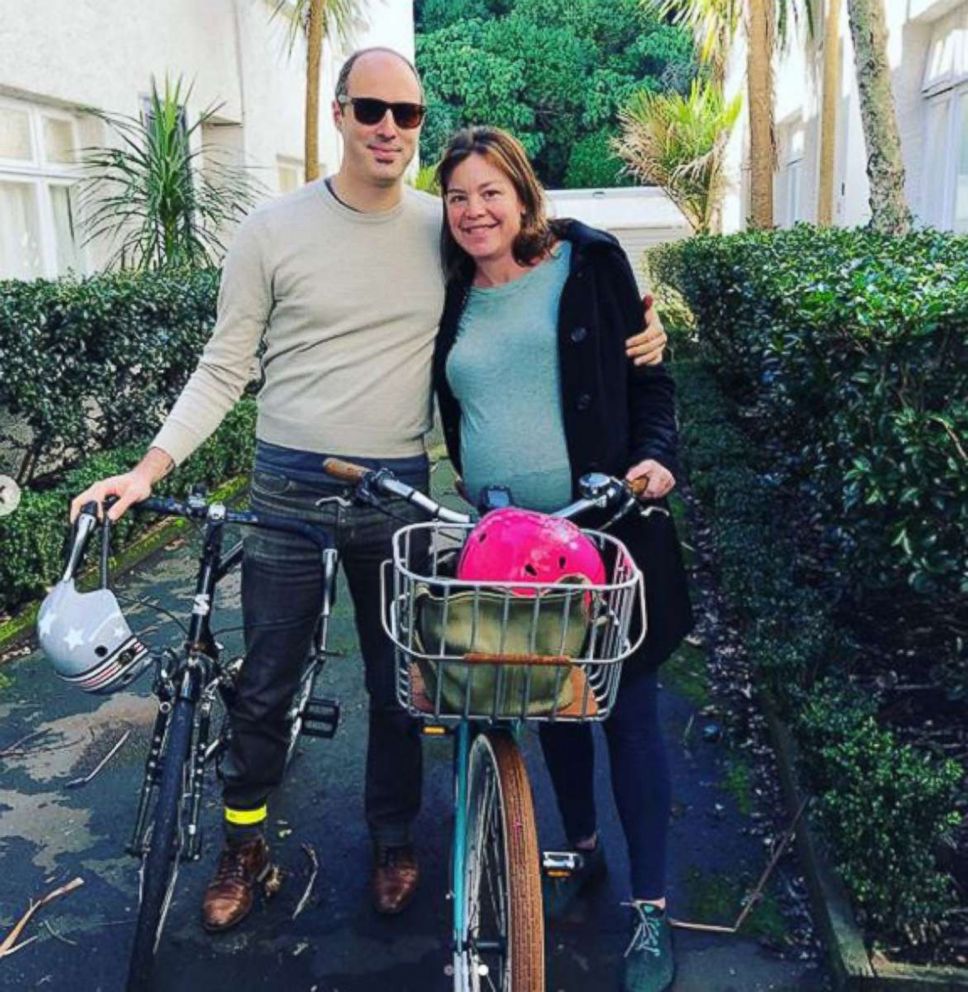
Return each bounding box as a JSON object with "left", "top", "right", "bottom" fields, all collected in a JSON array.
[
  {"left": 100, "top": 497, "right": 118, "bottom": 590},
  {"left": 353, "top": 474, "right": 381, "bottom": 509}
]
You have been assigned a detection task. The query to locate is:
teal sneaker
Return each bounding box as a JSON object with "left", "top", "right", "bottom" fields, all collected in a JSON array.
[
  {"left": 620, "top": 901, "right": 675, "bottom": 992},
  {"left": 541, "top": 841, "right": 607, "bottom": 919}
]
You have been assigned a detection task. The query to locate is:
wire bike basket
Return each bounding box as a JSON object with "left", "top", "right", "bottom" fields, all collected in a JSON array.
[{"left": 382, "top": 520, "right": 647, "bottom": 723}]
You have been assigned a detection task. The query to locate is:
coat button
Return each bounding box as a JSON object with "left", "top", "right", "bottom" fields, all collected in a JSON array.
[
  {"left": 576, "top": 393, "right": 592, "bottom": 412},
  {"left": 570, "top": 326, "right": 588, "bottom": 343}
]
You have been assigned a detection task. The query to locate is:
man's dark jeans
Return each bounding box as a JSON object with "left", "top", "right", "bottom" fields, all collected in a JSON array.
[{"left": 221, "top": 443, "right": 429, "bottom": 847}]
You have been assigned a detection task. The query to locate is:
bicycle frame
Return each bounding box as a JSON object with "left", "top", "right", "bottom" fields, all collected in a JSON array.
[
  {"left": 320, "top": 458, "right": 652, "bottom": 992},
  {"left": 125, "top": 496, "right": 336, "bottom": 861}
]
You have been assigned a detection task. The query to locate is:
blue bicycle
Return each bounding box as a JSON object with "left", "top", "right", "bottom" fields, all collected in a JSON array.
[{"left": 323, "top": 459, "right": 647, "bottom": 992}]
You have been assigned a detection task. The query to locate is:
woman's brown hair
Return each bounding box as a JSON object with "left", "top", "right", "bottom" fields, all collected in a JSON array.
[{"left": 435, "top": 126, "right": 567, "bottom": 285}]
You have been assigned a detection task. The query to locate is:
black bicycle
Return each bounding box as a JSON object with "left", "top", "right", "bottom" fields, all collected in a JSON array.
[{"left": 66, "top": 488, "right": 342, "bottom": 990}]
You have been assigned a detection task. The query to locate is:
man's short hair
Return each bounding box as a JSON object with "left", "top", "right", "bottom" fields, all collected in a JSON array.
[{"left": 335, "top": 47, "right": 423, "bottom": 100}]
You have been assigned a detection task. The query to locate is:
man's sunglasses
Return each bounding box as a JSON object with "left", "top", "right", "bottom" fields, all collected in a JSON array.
[{"left": 337, "top": 96, "right": 426, "bottom": 129}]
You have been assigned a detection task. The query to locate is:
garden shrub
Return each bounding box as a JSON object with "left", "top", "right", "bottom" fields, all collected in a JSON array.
[
  {"left": 650, "top": 227, "right": 968, "bottom": 605},
  {"left": 674, "top": 360, "right": 962, "bottom": 946},
  {"left": 0, "top": 399, "right": 255, "bottom": 615},
  {"left": 797, "top": 683, "right": 961, "bottom": 939},
  {"left": 0, "top": 267, "right": 219, "bottom": 483}
]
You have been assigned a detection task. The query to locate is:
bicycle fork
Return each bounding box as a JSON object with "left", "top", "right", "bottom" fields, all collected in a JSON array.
[
  {"left": 127, "top": 662, "right": 215, "bottom": 860},
  {"left": 450, "top": 722, "right": 472, "bottom": 988}
]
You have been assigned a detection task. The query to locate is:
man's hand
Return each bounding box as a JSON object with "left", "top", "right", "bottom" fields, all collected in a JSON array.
[
  {"left": 625, "top": 294, "right": 667, "bottom": 366},
  {"left": 70, "top": 448, "right": 173, "bottom": 523},
  {"left": 626, "top": 459, "right": 676, "bottom": 499}
]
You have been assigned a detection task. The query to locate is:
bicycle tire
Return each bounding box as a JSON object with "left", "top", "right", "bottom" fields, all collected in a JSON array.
[
  {"left": 461, "top": 731, "right": 545, "bottom": 992},
  {"left": 126, "top": 697, "right": 194, "bottom": 991}
]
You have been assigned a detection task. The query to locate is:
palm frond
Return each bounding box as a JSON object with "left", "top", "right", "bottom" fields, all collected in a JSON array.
[
  {"left": 644, "top": 0, "right": 743, "bottom": 82},
  {"left": 76, "top": 74, "right": 264, "bottom": 270},
  {"left": 270, "top": 0, "right": 364, "bottom": 52},
  {"left": 615, "top": 79, "right": 741, "bottom": 232}
]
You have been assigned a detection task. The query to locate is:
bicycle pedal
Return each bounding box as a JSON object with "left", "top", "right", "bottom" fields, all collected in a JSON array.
[
  {"left": 542, "top": 850, "right": 583, "bottom": 878},
  {"left": 421, "top": 723, "right": 452, "bottom": 737},
  {"left": 300, "top": 696, "right": 340, "bottom": 738}
]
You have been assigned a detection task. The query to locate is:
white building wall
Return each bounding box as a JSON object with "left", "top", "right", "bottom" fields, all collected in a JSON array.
[
  {"left": 0, "top": 0, "right": 415, "bottom": 277},
  {"left": 547, "top": 187, "right": 692, "bottom": 292},
  {"left": 721, "top": 0, "right": 968, "bottom": 232}
]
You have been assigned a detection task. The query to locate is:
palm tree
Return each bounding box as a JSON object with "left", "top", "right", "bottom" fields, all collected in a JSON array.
[
  {"left": 650, "top": 0, "right": 773, "bottom": 227},
  {"left": 77, "top": 76, "right": 261, "bottom": 270},
  {"left": 747, "top": 0, "right": 774, "bottom": 227},
  {"left": 817, "top": 0, "right": 841, "bottom": 225},
  {"left": 650, "top": 0, "right": 743, "bottom": 87},
  {"left": 272, "top": 0, "right": 363, "bottom": 182},
  {"left": 845, "top": 0, "right": 911, "bottom": 234},
  {"left": 649, "top": 1, "right": 817, "bottom": 229},
  {"left": 616, "top": 80, "right": 742, "bottom": 233}
]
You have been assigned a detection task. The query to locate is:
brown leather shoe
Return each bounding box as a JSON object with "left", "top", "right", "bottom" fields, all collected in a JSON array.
[
  {"left": 371, "top": 843, "right": 419, "bottom": 915},
  {"left": 201, "top": 836, "right": 271, "bottom": 932}
]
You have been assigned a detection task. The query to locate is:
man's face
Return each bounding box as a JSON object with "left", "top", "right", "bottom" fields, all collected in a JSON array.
[{"left": 333, "top": 53, "right": 423, "bottom": 188}]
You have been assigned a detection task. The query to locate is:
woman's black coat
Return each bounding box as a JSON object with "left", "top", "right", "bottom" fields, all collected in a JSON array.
[{"left": 433, "top": 219, "right": 693, "bottom": 671}]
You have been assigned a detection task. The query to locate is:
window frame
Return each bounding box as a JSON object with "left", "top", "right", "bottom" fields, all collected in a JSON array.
[
  {"left": 922, "top": 80, "right": 968, "bottom": 231},
  {"left": 0, "top": 97, "right": 85, "bottom": 279}
]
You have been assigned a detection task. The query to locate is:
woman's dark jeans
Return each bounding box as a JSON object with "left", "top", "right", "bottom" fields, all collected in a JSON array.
[
  {"left": 538, "top": 667, "right": 671, "bottom": 900},
  {"left": 221, "top": 444, "right": 429, "bottom": 847}
]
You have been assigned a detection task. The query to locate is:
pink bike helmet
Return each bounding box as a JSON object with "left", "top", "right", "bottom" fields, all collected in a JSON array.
[{"left": 457, "top": 508, "right": 606, "bottom": 595}]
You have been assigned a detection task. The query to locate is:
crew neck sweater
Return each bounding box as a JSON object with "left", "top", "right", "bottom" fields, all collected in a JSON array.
[
  {"left": 445, "top": 244, "right": 573, "bottom": 512},
  {"left": 152, "top": 180, "right": 444, "bottom": 465}
]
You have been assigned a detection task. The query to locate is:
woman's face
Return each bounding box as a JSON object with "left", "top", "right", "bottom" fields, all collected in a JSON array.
[{"left": 444, "top": 153, "right": 526, "bottom": 265}]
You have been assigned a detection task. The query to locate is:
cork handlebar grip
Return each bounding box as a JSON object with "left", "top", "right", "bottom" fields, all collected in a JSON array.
[{"left": 321, "top": 457, "right": 369, "bottom": 483}]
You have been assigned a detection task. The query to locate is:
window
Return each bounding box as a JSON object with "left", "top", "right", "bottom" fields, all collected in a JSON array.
[
  {"left": 920, "top": 8, "right": 968, "bottom": 232},
  {"left": 277, "top": 157, "right": 305, "bottom": 194},
  {"left": 780, "top": 124, "right": 805, "bottom": 226},
  {"left": 955, "top": 91, "right": 968, "bottom": 233},
  {"left": 922, "top": 84, "right": 968, "bottom": 232},
  {"left": 0, "top": 98, "right": 84, "bottom": 279}
]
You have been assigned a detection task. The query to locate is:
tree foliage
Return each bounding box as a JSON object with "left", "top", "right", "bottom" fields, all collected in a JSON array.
[{"left": 415, "top": 0, "right": 695, "bottom": 187}]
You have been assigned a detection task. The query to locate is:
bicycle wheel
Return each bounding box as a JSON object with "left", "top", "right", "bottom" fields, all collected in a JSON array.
[
  {"left": 460, "top": 731, "right": 544, "bottom": 992},
  {"left": 127, "top": 697, "right": 194, "bottom": 991}
]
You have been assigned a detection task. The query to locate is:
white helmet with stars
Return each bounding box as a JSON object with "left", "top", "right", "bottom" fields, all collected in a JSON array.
[{"left": 37, "top": 510, "right": 151, "bottom": 694}]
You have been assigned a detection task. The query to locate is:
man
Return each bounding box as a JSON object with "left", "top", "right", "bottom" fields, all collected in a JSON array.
[{"left": 72, "top": 47, "right": 667, "bottom": 932}]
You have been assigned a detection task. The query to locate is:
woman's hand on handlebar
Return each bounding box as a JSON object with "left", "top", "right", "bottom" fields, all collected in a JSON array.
[{"left": 625, "top": 459, "right": 675, "bottom": 499}]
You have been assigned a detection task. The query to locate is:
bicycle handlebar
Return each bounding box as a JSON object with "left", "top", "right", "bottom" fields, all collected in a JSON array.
[
  {"left": 321, "top": 458, "right": 649, "bottom": 528},
  {"left": 66, "top": 491, "right": 332, "bottom": 584}
]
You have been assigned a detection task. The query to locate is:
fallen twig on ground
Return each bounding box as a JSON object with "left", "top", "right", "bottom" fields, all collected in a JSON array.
[
  {"left": 0, "top": 730, "right": 48, "bottom": 759},
  {"left": 292, "top": 844, "right": 319, "bottom": 920},
  {"left": 732, "top": 797, "right": 807, "bottom": 932},
  {"left": 65, "top": 730, "right": 131, "bottom": 789},
  {"left": 3, "top": 738, "right": 83, "bottom": 759},
  {"left": 0, "top": 877, "right": 84, "bottom": 958},
  {"left": 41, "top": 920, "right": 76, "bottom": 947},
  {"left": 0, "top": 934, "right": 39, "bottom": 957},
  {"left": 669, "top": 798, "right": 807, "bottom": 935}
]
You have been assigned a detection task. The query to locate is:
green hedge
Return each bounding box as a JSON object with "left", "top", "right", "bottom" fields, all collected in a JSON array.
[
  {"left": 0, "top": 268, "right": 219, "bottom": 484},
  {"left": 798, "top": 685, "right": 961, "bottom": 938},
  {"left": 649, "top": 226, "right": 968, "bottom": 605},
  {"left": 0, "top": 400, "right": 255, "bottom": 614},
  {"left": 675, "top": 360, "right": 961, "bottom": 946}
]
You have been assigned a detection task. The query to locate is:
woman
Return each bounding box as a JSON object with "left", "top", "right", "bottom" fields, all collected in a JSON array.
[{"left": 432, "top": 127, "right": 693, "bottom": 992}]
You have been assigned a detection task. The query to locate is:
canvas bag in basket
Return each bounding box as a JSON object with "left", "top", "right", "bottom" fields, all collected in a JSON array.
[{"left": 412, "top": 578, "right": 594, "bottom": 716}]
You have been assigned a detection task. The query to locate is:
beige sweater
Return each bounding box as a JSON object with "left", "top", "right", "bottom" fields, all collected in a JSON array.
[{"left": 153, "top": 181, "right": 444, "bottom": 465}]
